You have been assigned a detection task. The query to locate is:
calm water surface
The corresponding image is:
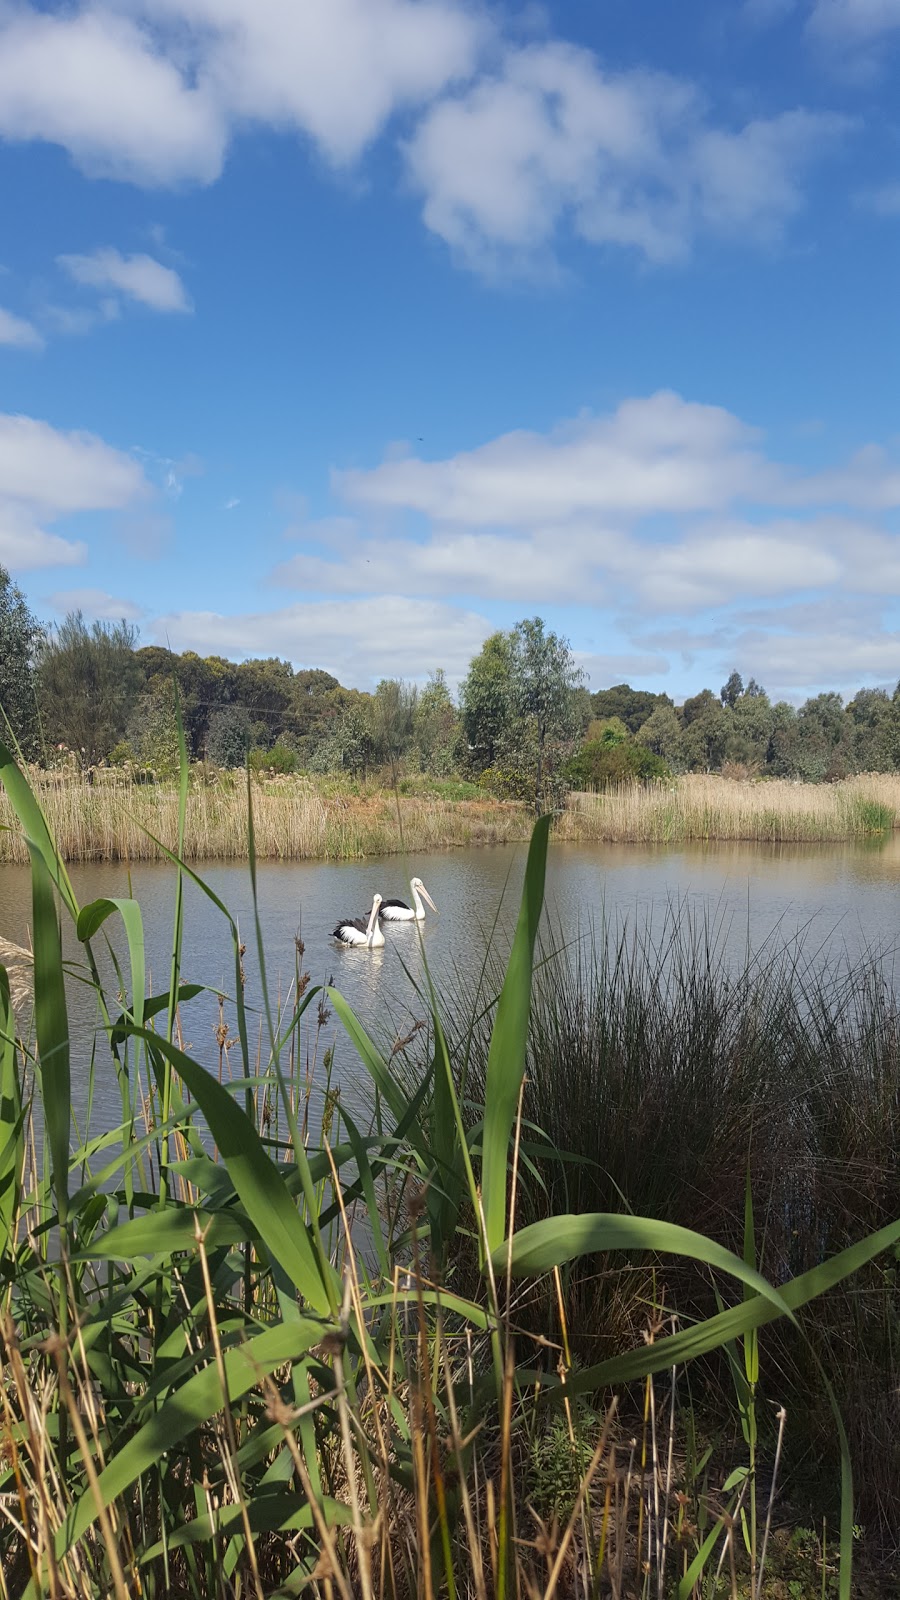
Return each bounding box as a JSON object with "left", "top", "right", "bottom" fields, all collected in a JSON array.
[{"left": 3, "top": 835, "right": 900, "bottom": 1132}]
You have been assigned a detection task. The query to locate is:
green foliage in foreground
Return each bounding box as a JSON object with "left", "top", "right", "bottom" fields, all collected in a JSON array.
[{"left": 0, "top": 736, "right": 897, "bottom": 1597}]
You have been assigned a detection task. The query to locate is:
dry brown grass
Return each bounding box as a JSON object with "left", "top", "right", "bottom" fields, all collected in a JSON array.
[
  {"left": 0, "top": 769, "right": 531, "bottom": 863},
  {"left": 2, "top": 768, "right": 899, "bottom": 864},
  {"left": 559, "top": 771, "right": 900, "bottom": 844}
]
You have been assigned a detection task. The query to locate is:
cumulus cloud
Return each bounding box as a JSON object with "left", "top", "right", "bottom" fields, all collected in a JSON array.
[
  {"left": 808, "top": 0, "right": 900, "bottom": 40},
  {"left": 0, "top": 0, "right": 480, "bottom": 184},
  {"left": 0, "top": 504, "right": 87, "bottom": 571},
  {"left": 0, "top": 412, "right": 149, "bottom": 571},
  {"left": 58, "top": 248, "right": 191, "bottom": 312},
  {"left": 305, "top": 393, "right": 900, "bottom": 691},
  {"left": 151, "top": 596, "right": 493, "bottom": 687},
  {"left": 405, "top": 42, "right": 849, "bottom": 271},
  {"left": 0, "top": 305, "right": 43, "bottom": 349},
  {"left": 47, "top": 586, "right": 143, "bottom": 621},
  {"left": 0, "top": 8, "right": 225, "bottom": 185},
  {"left": 0, "top": 4, "right": 849, "bottom": 275},
  {"left": 340, "top": 392, "right": 778, "bottom": 525}
]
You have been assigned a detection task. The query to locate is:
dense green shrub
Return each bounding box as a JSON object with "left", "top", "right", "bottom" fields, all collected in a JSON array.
[{"left": 565, "top": 735, "right": 669, "bottom": 788}]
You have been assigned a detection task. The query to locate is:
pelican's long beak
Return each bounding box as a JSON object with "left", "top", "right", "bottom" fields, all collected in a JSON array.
[{"left": 421, "top": 886, "right": 438, "bottom": 913}]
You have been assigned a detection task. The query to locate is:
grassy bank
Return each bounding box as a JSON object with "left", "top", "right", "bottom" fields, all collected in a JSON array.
[
  {"left": 562, "top": 770, "right": 900, "bottom": 843},
  {"left": 1, "top": 739, "right": 899, "bottom": 1597},
  {"left": 2, "top": 768, "right": 900, "bottom": 865},
  {"left": 0, "top": 768, "right": 529, "bottom": 863}
]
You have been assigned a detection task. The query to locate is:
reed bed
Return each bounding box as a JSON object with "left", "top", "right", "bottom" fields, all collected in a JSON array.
[
  {"left": 0, "top": 770, "right": 528, "bottom": 863},
  {"left": 1, "top": 736, "right": 899, "bottom": 1597},
  {"left": 449, "top": 913, "right": 900, "bottom": 1556},
  {"left": 3, "top": 768, "right": 899, "bottom": 866},
  {"left": 562, "top": 771, "right": 900, "bottom": 844}
]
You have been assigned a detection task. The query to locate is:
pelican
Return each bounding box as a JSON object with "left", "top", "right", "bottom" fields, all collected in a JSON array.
[
  {"left": 333, "top": 893, "right": 385, "bottom": 949},
  {"left": 378, "top": 877, "right": 437, "bottom": 923}
]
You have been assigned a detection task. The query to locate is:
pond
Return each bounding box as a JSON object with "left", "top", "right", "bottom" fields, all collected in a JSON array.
[{"left": 3, "top": 833, "right": 900, "bottom": 1133}]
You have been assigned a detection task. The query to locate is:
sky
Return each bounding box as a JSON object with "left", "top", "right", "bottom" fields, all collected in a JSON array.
[{"left": 1, "top": 0, "right": 899, "bottom": 702}]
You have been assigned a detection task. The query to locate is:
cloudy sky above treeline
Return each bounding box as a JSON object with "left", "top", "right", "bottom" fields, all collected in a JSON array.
[{"left": 2, "top": 0, "right": 899, "bottom": 699}]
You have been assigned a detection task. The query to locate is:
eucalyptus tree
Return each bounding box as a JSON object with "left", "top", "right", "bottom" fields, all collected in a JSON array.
[
  {"left": 0, "top": 565, "right": 43, "bottom": 758},
  {"left": 36, "top": 611, "right": 141, "bottom": 766},
  {"left": 509, "top": 617, "right": 583, "bottom": 813}
]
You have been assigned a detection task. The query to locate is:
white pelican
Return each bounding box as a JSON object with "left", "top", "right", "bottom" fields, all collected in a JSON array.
[
  {"left": 378, "top": 877, "right": 437, "bottom": 923},
  {"left": 333, "top": 893, "right": 385, "bottom": 949}
]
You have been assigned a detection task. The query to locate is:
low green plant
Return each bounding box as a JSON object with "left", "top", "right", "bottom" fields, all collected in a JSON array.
[{"left": 0, "top": 735, "right": 896, "bottom": 1598}]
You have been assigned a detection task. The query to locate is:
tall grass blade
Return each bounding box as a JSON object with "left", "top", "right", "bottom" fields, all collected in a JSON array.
[
  {"left": 493, "top": 1212, "right": 793, "bottom": 1315},
  {"left": 481, "top": 814, "right": 550, "bottom": 1254},
  {"left": 0, "top": 737, "right": 78, "bottom": 917},
  {"left": 76, "top": 897, "right": 146, "bottom": 1029},
  {"left": 128, "top": 1026, "right": 338, "bottom": 1314},
  {"left": 0, "top": 966, "right": 22, "bottom": 1252},
  {"left": 526, "top": 1216, "right": 900, "bottom": 1396},
  {"left": 28, "top": 841, "right": 71, "bottom": 1231},
  {"left": 56, "top": 1316, "right": 333, "bottom": 1560}
]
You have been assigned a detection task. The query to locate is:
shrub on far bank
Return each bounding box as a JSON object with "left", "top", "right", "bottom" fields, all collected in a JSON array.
[
  {"left": 249, "top": 741, "right": 297, "bottom": 775},
  {"left": 565, "top": 734, "right": 670, "bottom": 789}
]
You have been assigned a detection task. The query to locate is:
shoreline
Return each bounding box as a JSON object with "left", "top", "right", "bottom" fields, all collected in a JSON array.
[{"left": 0, "top": 769, "right": 898, "bottom": 864}]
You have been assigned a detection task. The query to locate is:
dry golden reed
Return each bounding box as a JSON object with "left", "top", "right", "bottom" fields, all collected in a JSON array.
[
  {"left": 0, "top": 770, "right": 530, "bottom": 864},
  {"left": 560, "top": 771, "right": 900, "bottom": 845},
  {"left": 1, "top": 769, "right": 898, "bottom": 864}
]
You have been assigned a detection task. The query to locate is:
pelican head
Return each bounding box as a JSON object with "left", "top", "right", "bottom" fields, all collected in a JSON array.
[{"left": 411, "top": 877, "right": 437, "bottom": 914}]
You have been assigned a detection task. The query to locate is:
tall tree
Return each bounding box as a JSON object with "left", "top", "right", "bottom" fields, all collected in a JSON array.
[
  {"left": 37, "top": 612, "right": 140, "bottom": 765},
  {"left": 0, "top": 566, "right": 43, "bottom": 758},
  {"left": 591, "top": 683, "right": 673, "bottom": 733},
  {"left": 509, "top": 617, "right": 583, "bottom": 814},
  {"left": 371, "top": 678, "right": 417, "bottom": 766},
  {"left": 720, "top": 670, "right": 744, "bottom": 708},
  {"left": 413, "top": 669, "right": 459, "bottom": 775},
  {"left": 459, "top": 632, "right": 515, "bottom": 770}
]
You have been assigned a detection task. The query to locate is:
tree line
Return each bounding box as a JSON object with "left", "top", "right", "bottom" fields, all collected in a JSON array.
[{"left": 3, "top": 566, "right": 900, "bottom": 805}]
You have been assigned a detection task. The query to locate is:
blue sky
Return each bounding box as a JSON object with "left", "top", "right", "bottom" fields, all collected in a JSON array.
[{"left": 1, "top": 0, "right": 899, "bottom": 700}]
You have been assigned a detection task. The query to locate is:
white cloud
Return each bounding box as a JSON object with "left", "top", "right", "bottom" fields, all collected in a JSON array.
[
  {"left": 406, "top": 42, "right": 848, "bottom": 271},
  {"left": 0, "top": 8, "right": 225, "bottom": 184},
  {"left": 0, "top": 414, "right": 145, "bottom": 514},
  {"left": 325, "top": 394, "right": 900, "bottom": 624},
  {"left": 58, "top": 248, "right": 191, "bottom": 312},
  {"left": 576, "top": 650, "right": 671, "bottom": 686},
  {"left": 808, "top": 0, "right": 900, "bottom": 40},
  {"left": 733, "top": 624, "right": 900, "bottom": 688},
  {"left": 0, "top": 5, "right": 849, "bottom": 278},
  {"left": 141, "top": 0, "right": 484, "bottom": 164},
  {"left": 0, "top": 305, "right": 43, "bottom": 349},
  {"left": 41, "top": 299, "right": 121, "bottom": 337},
  {"left": 151, "top": 596, "right": 493, "bottom": 687},
  {"left": 0, "top": 504, "right": 87, "bottom": 571},
  {"left": 0, "top": 0, "right": 480, "bottom": 184},
  {"left": 46, "top": 586, "right": 143, "bottom": 620},
  {"left": 0, "top": 411, "right": 149, "bottom": 572},
  {"left": 341, "top": 392, "right": 777, "bottom": 524}
]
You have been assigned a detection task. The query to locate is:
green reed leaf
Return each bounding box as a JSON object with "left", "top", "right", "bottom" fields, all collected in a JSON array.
[
  {"left": 28, "top": 841, "right": 71, "bottom": 1228},
  {"left": 73, "top": 1205, "right": 253, "bottom": 1260},
  {"left": 126, "top": 1026, "right": 337, "bottom": 1314},
  {"left": 0, "top": 739, "right": 78, "bottom": 919},
  {"left": 76, "top": 897, "right": 145, "bottom": 1029},
  {"left": 492, "top": 1212, "right": 792, "bottom": 1316},
  {"left": 521, "top": 1215, "right": 900, "bottom": 1397},
  {"left": 59, "top": 1317, "right": 333, "bottom": 1556},
  {"left": 481, "top": 814, "right": 550, "bottom": 1254}
]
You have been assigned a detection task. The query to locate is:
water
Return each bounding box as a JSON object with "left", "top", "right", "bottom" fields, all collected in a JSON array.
[{"left": 3, "top": 834, "right": 900, "bottom": 1133}]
